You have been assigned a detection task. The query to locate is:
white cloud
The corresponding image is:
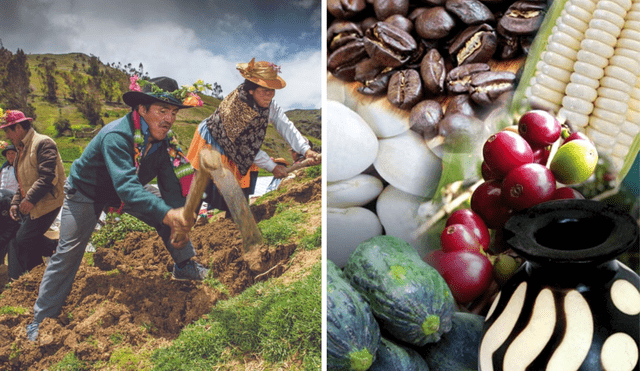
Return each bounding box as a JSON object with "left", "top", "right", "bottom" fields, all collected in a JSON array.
[{"left": 3, "top": 1, "right": 321, "bottom": 111}]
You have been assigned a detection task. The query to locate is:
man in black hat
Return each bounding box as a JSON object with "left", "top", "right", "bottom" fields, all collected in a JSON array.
[
  {"left": 27, "top": 77, "right": 209, "bottom": 341},
  {"left": 0, "top": 143, "right": 19, "bottom": 194},
  {"left": 0, "top": 143, "right": 20, "bottom": 265}
]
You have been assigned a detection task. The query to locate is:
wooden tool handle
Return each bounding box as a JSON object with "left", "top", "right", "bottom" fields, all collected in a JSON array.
[
  {"left": 285, "top": 156, "right": 320, "bottom": 173},
  {"left": 171, "top": 151, "right": 213, "bottom": 245}
]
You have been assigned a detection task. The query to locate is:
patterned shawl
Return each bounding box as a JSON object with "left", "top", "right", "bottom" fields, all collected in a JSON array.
[{"left": 205, "top": 84, "right": 270, "bottom": 175}]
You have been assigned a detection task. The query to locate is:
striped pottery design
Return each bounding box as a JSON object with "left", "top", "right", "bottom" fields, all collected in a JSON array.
[{"left": 479, "top": 200, "right": 640, "bottom": 371}]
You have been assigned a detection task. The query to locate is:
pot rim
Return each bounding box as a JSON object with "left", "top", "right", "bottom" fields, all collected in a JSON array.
[{"left": 503, "top": 199, "right": 639, "bottom": 265}]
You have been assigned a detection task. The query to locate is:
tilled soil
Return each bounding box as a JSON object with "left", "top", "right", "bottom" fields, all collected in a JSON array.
[{"left": 0, "top": 175, "right": 321, "bottom": 370}]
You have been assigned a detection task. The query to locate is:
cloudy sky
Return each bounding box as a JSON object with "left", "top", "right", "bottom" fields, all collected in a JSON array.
[{"left": 0, "top": 0, "right": 322, "bottom": 110}]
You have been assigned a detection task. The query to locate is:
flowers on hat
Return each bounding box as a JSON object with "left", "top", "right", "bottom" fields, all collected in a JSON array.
[
  {"left": 130, "top": 75, "right": 212, "bottom": 107},
  {"left": 0, "top": 140, "right": 8, "bottom": 152},
  {"left": 267, "top": 62, "right": 282, "bottom": 74},
  {"left": 129, "top": 75, "right": 142, "bottom": 92}
]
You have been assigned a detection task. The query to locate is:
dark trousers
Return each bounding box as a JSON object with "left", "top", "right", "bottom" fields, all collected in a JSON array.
[
  {"left": 0, "top": 217, "right": 20, "bottom": 265},
  {"left": 204, "top": 171, "right": 258, "bottom": 213},
  {"left": 7, "top": 207, "right": 60, "bottom": 280}
]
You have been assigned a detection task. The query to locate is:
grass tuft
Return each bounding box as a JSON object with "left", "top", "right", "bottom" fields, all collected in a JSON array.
[{"left": 151, "top": 262, "right": 321, "bottom": 370}]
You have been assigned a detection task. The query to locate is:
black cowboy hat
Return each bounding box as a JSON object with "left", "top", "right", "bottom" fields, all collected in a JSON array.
[
  {"left": 2, "top": 144, "right": 16, "bottom": 157},
  {"left": 122, "top": 76, "right": 193, "bottom": 109}
]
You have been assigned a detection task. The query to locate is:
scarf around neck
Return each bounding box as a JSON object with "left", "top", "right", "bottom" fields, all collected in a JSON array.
[
  {"left": 205, "top": 84, "right": 270, "bottom": 175},
  {"left": 132, "top": 111, "right": 194, "bottom": 197}
]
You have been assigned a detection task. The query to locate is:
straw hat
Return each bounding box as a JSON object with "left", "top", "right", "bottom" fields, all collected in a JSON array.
[
  {"left": 0, "top": 110, "right": 33, "bottom": 130},
  {"left": 237, "top": 58, "right": 286, "bottom": 90}
]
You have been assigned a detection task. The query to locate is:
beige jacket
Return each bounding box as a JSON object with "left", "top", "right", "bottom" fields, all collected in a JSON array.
[{"left": 12, "top": 128, "right": 65, "bottom": 219}]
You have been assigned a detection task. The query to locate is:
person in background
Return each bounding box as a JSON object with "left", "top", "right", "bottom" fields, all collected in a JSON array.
[
  {"left": 1, "top": 110, "right": 62, "bottom": 279},
  {"left": 0, "top": 141, "right": 21, "bottom": 265},
  {"left": 0, "top": 142, "right": 19, "bottom": 194},
  {"left": 187, "top": 58, "right": 321, "bottom": 215},
  {"left": 26, "top": 77, "right": 209, "bottom": 342}
]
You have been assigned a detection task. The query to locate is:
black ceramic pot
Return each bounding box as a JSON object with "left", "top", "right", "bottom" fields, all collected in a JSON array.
[{"left": 479, "top": 199, "right": 640, "bottom": 371}]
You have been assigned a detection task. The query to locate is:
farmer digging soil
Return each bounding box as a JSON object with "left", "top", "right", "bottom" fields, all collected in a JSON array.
[
  {"left": 26, "top": 77, "right": 209, "bottom": 342},
  {"left": 187, "top": 58, "right": 321, "bottom": 216}
]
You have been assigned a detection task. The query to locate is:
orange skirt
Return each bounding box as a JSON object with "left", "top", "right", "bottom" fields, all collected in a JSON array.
[{"left": 186, "top": 129, "right": 258, "bottom": 189}]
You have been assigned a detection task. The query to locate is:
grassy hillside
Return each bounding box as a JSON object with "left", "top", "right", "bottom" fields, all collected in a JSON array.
[{"left": 1, "top": 52, "right": 321, "bottom": 175}]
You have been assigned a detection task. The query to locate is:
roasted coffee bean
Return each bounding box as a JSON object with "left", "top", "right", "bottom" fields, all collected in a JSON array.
[
  {"left": 496, "top": 28, "right": 520, "bottom": 59},
  {"left": 469, "top": 70, "right": 516, "bottom": 105},
  {"left": 408, "top": 7, "right": 429, "bottom": 22},
  {"left": 328, "top": 0, "right": 367, "bottom": 19},
  {"left": 520, "top": 35, "right": 534, "bottom": 54},
  {"left": 415, "top": 7, "right": 456, "bottom": 40},
  {"left": 384, "top": 14, "right": 413, "bottom": 34},
  {"left": 364, "top": 22, "right": 417, "bottom": 67},
  {"left": 449, "top": 23, "right": 497, "bottom": 65},
  {"left": 410, "top": 100, "right": 443, "bottom": 139},
  {"left": 421, "top": 0, "right": 446, "bottom": 7},
  {"left": 445, "top": 0, "right": 494, "bottom": 25},
  {"left": 328, "top": 40, "right": 368, "bottom": 81},
  {"left": 358, "top": 67, "right": 395, "bottom": 95},
  {"left": 445, "top": 94, "right": 476, "bottom": 117},
  {"left": 328, "top": 21, "right": 363, "bottom": 51},
  {"left": 374, "top": 0, "right": 410, "bottom": 20},
  {"left": 498, "top": 0, "right": 546, "bottom": 35},
  {"left": 354, "top": 57, "right": 386, "bottom": 83},
  {"left": 387, "top": 69, "right": 423, "bottom": 110},
  {"left": 420, "top": 48, "right": 447, "bottom": 95},
  {"left": 438, "top": 113, "right": 485, "bottom": 151},
  {"left": 447, "top": 63, "right": 490, "bottom": 93},
  {"left": 360, "top": 17, "right": 379, "bottom": 32}
]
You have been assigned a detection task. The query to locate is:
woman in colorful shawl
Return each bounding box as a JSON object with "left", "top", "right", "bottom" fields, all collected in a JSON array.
[{"left": 187, "top": 58, "right": 321, "bottom": 215}]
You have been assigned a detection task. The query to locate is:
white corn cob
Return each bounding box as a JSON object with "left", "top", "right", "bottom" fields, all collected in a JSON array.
[
  {"left": 558, "top": 0, "right": 630, "bottom": 128},
  {"left": 527, "top": 0, "right": 640, "bottom": 175},
  {"left": 526, "top": 0, "right": 598, "bottom": 113}
]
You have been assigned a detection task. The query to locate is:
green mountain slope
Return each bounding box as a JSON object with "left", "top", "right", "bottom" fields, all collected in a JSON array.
[{"left": 0, "top": 51, "right": 321, "bottom": 173}]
